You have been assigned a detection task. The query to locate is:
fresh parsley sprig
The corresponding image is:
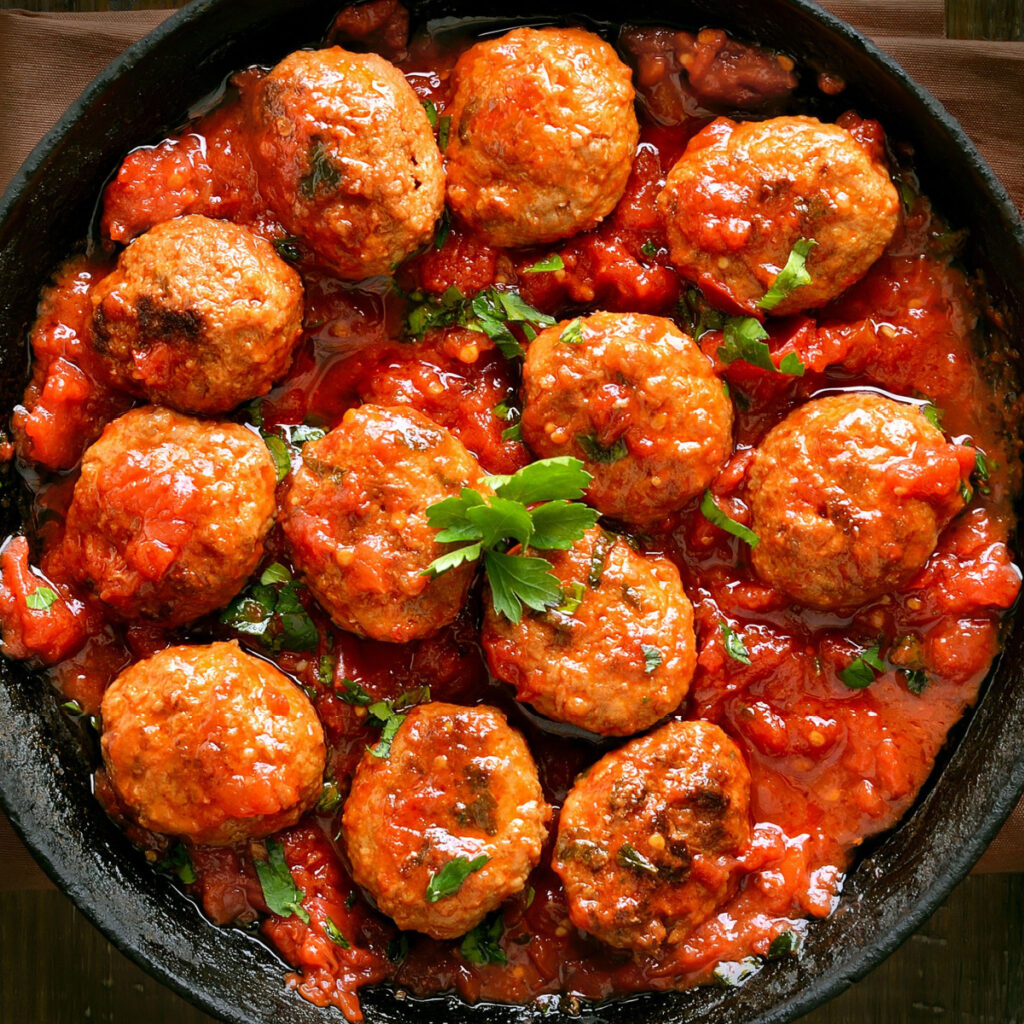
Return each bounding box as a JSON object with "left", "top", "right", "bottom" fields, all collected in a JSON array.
[
  {"left": 365, "top": 685, "right": 431, "bottom": 759},
  {"left": 758, "top": 238, "right": 818, "bottom": 311},
  {"left": 717, "top": 317, "right": 805, "bottom": 377},
  {"left": 700, "top": 492, "right": 760, "bottom": 548},
  {"left": 254, "top": 839, "right": 309, "bottom": 923},
  {"left": 219, "top": 563, "right": 318, "bottom": 653},
  {"left": 425, "top": 853, "right": 489, "bottom": 902},
  {"left": 403, "top": 285, "right": 555, "bottom": 358},
  {"left": 423, "top": 458, "right": 600, "bottom": 623}
]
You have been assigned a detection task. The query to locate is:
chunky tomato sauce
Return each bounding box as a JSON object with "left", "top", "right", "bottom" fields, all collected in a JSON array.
[{"left": 1, "top": 6, "right": 1021, "bottom": 1021}]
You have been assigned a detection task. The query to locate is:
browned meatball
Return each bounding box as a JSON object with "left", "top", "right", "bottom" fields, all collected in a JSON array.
[
  {"left": 553, "top": 720, "right": 751, "bottom": 950},
  {"left": 343, "top": 702, "right": 551, "bottom": 939},
  {"left": 281, "top": 404, "right": 485, "bottom": 643},
  {"left": 61, "top": 406, "right": 276, "bottom": 626},
  {"left": 521, "top": 312, "right": 732, "bottom": 526},
  {"left": 91, "top": 215, "right": 304, "bottom": 414},
  {"left": 101, "top": 642, "right": 325, "bottom": 846},
  {"left": 657, "top": 116, "right": 899, "bottom": 315},
  {"left": 747, "top": 393, "right": 971, "bottom": 610},
  {"left": 246, "top": 47, "right": 444, "bottom": 279},
  {"left": 482, "top": 528, "right": 696, "bottom": 736},
  {"left": 445, "top": 27, "right": 639, "bottom": 247}
]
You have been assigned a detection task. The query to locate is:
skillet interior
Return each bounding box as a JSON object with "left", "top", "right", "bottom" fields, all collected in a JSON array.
[{"left": 1, "top": 1, "right": 1023, "bottom": 1022}]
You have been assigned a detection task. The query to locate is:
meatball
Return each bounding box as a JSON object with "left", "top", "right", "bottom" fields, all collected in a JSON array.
[
  {"left": 521, "top": 312, "right": 732, "bottom": 526},
  {"left": 747, "top": 392, "right": 972, "bottom": 610},
  {"left": 245, "top": 47, "right": 444, "bottom": 279},
  {"left": 343, "top": 702, "right": 551, "bottom": 939},
  {"left": 61, "top": 406, "right": 276, "bottom": 626},
  {"left": 445, "top": 27, "right": 639, "bottom": 247},
  {"left": 657, "top": 116, "right": 899, "bottom": 315},
  {"left": 101, "top": 641, "right": 325, "bottom": 846},
  {"left": 91, "top": 215, "right": 304, "bottom": 414},
  {"left": 281, "top": 404, "right": 485, "bottom": 643},
  {"left": 482, "top": 528, "right": 696, "bottom": 736},
  {"left": 553, "top": 720, "right": 751, "bottom": 950}
]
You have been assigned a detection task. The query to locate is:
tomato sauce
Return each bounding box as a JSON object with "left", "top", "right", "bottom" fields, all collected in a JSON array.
[{"left": 0, "top": 7, "right": 1020, "bottom": 1023}]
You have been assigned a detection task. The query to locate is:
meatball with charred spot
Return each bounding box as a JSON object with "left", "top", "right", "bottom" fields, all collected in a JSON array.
[
  {"left": 482, "top": 528, "right": 696, "bottom": 736},
  {"left": 747, "top": 392, "right": 972, "bottom": 610},
  {"left": 246, "top": 47, "right": 444, "bottom": 280},
  {"left": 445, "top": 27, "right": 639, "bottom": 247},
  {"left": 521, "top": 312, "right": 732, "bottom": 526},
  {"left": 101, "top": 642, "right": 325, "bottom": 846},
  {"left": 91, "top": 215, "right": 304, "bottom": 415},
  {"left": 553, "top": 720, "right": 751, "bottom": 950},
  {"left": 281, "top": 404, "right": 486, "bottom": 643},
  {"left": 657, "top": 116, "right": 899, "bottom": 315},
  {"left": 343, "top": 702, "right": 551, "bottom": 939},
  {"left": 61, "top": 406, "right": 276, "bottom": 627}
]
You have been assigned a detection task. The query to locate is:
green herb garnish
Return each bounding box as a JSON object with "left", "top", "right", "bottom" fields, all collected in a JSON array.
[
  {"left": 273, "top": 236, "right": 302, "bottom": 262},
  {"left": 902, "top": 668, "right": 929, "bottom": 695},
  {"left": 616, "top": 842, "right": 659, "bottom": 877},
  {"left": 721, "top": 622, "right": 752, "bottom": 664},
  {"left": 219, "top": 574, "right": 317, "bottom": 653},
  {"left": 459, "top": 911, "right": 507, "bottom": 966},
  {"left": 323, "top": 916, "right": 351, "bottom": 948},
  {"left": 921, "top": 403, "right": 943, "bottom": 429},
  {"left": 422, "top": 98, "right": 438, "bottom": 127},
  {"left": 25, "top": 586, "right": 58, "bottom": 611},
  {"left": 425, "top": 854, "right": 489, "bottom": 902},
  {"left": 714, "top": 957, "right": 763, "bottom": 987},
  {"left": 767, "top": 930, "right": 799, "bottom": 958},
  {"left": 576, "top": 434, "right": 627, "bottom": 464},
  {"left": 524, "top": 254, "right": 564, "bottom": 273},
  {"left": 840, "top": 645, "right": 885, "bottom": 689},
  {"left": 758, "top": 238, "right": 817, "bottom": 311},
  {"left": 640, "top": 239, "right": 659, "bottom": 259},
  {"left": 156, "top": 841, "right": 196, "bottom": 885},
  {"left": 700, "top": 492, "right": 760, "bottom": 548},
  {"left": 717, "top": 317, "right": 805, "bottom": 377},
  {"left": 641, "top": 645, "right": 663, "bottom": 675},
  {"left": 255, "top": 839, "right": 309, "bottom": 923},
  {"left": 316, "top": 779, "right": 343, "bottom": 815},
  {"left": 437, "top": 115, "right": 451, "bottom": 150},
  {"left": 300, "top": 140, "right": 342, "bottom": 200},
  {"left": 679, "top": 287, "right": 725, "bottom": 342},
  {"left": 559, "top": 318, "right": 584, "bottom": 345}
]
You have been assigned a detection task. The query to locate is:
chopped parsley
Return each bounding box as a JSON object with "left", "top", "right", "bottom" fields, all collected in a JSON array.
[
  {"left": 501, "top": 423, "right": 523, "bottom": 442},
  {"left": 641, "top": 645, "right": 663, "bottom": 674},
  {"left": 902, "top": 668, "right": 930, "bottom": 695},
  {"left": 273, "top": 236, "right": 302, "bottom": 262},
  {"left": 300, "top": 140, "right": 342, "bottom": 200},
  {"left": 421, "top": 98, "right": 438, "bottom": 127},
  {"left": 840, "top": 645, "right": 885, "bottom": 689},
  {"left": 254, "top": 839, "right": 309, "bottom": 923},
  {"left": 317, "top": 654, "right": 336, "bottom": 687},
  {"left": 425, "top": 854, "right": 489, "bottom": 903},
  {"left": 717, "top": 317, "right": 805, "bottom": 377},
  {"left": 616, "top": 842, "right": 659, "bottom": 877},
  {"left": 974, "top": 449, "right": 992, "bottom": 493},
  {"left": 156, "top": 841, "right": 196, "bottom": 885},
  {"left": 559, "top": 317, "right": 584, "bottom": 345},
  {"left": 437, "top": 114, "right": 451, "bottom": 150},
  {"left": 219, "top": 567, "right": 318, "bottom": 653},
  {"left": 576, "top": 434, "right": 627, "bottom": 464},
  {"left": 757, "top": 238, "right": 818, "bottom": 311},
  {"left": 700, "top": 492, "right": 760, "bottom": 548},
  {"left": 524, "top": 254, "right": 564, "bottom": 273},
  {"left": 679, "top": 287, "right": 725, "bottom": 342},
  {"left": 365, "top": 687, "right": 430, "bottom": 759},
  {"left": 556, "top": 581, "right": 586, "bottom": 616},
  {"left": 433, "top": 208, "right": 451, "bottom": 250},
  {"left": 323, "top": 916, "right": 351, "bottom": 949},
  {"left": 403, "top": 284, "right": 554, "bottom": 359},
  {"left": 921, "top": 403, "right": 943, "bottom": 429},
  {"left": 721, "top": 622, "right": 752, "bottom": 664},
  {"left": 336, "top": 677, "right": 373, "bottom": 706},
  {"left": 767, "top": 930, "right": 800, "bottom": 958},
  {"left": 714, "top": 956, "right": 763, "bottom": 987},
  {"left": 459, "top": 911, "right": 507, "bottom": 966},
  {"left": 640, "top": 239, "right": 659, "bottom": 259},
  {"left": 424, "top": 457, "right": 599, "bottom": 623},
  {"left": 25, "top": 586, "right": 58, "bottom": 611},
  {"left": 316, "top": 779, "right": 343, "bottom": 815}
]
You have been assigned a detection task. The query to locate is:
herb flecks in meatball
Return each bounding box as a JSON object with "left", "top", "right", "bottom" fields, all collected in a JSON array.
[
  {"left": 521, "top": 311, "right": 733, "bottom": 526},
  {"left": 657, "top": 115, "right": 899, "bottom": 316},
  {"left": 343, "top": 702, "right": 550, "bottom": 938},
  {"left": 246, "top": 47, "right": 444, "bottom": 280},
  {"left": 482, "top": 528, "right": 696, "bottom": 735},
  {"left": 445, "top": 27, "right": 639, "bottom": 247},
  {"left": 101, "top": 641, "right": 326, "bottom": 845},
  {"left": 60, "top": 406, "right": 276, "bottom": 626},
  {"left": 90, "top": 215, "right": 304, "bottom": 414},
  {"left": 282, "top": 404, "right": 486, "bottom": 642},
  {"left": 747, "top": 392, "right": 974, "bottom": 610},
  {"left": 554, "top": 720, "right": 751, "bottom": 950}
]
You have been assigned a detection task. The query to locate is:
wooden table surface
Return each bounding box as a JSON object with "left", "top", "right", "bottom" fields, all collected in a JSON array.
[{"left": 0, "top": 1, "right": 1022, "bottom": 1023}]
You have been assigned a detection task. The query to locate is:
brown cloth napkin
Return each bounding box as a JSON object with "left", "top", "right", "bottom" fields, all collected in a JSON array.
[{"left": 0, "top": 3, "right": 1023, "bottom": 891}]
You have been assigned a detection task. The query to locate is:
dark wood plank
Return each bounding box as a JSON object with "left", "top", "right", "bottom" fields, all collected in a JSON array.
[{"left": 946, "top": 0, "right": 1024, "bottom": 38}]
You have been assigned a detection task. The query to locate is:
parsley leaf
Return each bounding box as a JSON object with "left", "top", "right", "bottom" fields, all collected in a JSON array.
[
  {"left": 556, "top": 581, "right": 586, "bottom": 615},
  {"left": 641, "top": 645, "right": 663, "bottom": 674},
  {"left": 316, "top": 780, "right": 343, "bottom": 815},
  {"left": 421, "top": 98, "right": 438, "bottom": 127},
  {"left": 700, "top": 492, "right": 760, "bottom": 548},
  {"left": 437, "top": 115, "right": 451, "bottom": 150},
  {"left": 255, "top": 839, "right": 309, "bottom": 923},
  {"left": 767, "top": 930, "right": 799, "bottom": 958},
  {"left": 841, "top": 645, "right": 885, "bottom": 689},
  {"left": 529, "top": 501, "right": 599, "bottom": 550},
  {"left": 459, "top": 912, "right": 507, "bottom": 966},
  {"left": 365, "top": 686, "right": 430, "bottom": 759},
  {"left": 370, "top": 714, "right": 404, "bottom": 759},
  {"left": 758, "top": 238, "right": 817, "bottom": 311},
  {"left": 300, "top": 140, "right": 342, "bottom": 200},
  {"left": 434, "top": 209, "right": 451, "bottom": 250},
  {"left": 921, "top": 403, "right": 943, "bottom": 430},
  {"left": 974, "top": 449, "right": 991, "bottom": 493},
  {"left": 714, "top": 957, "right": 763, "bottom": 987},
  {"left": 259, "top": 562, "right": 292, "bottom": 585},
  {"left": 273, "top": 236, "right": 302, "bottom": 262},
  {"left": 156, "top": 841, "right": 196, "bottom": 885},
  {"left": 641, "top": 239, "right": 659, "bottom": 259},
  {"left": 577, "top": 433, "right": 627, "bottom": 464},
  {"left": 336, "top": 677, "right": 374, "bottom": 706},
  {"left": 501, "top": 423, "right": 523, "bottom": 442},
  {"left": 425, "top": 854, "right": 489, "bottom": 902},
  {"left": 323, "top": 916, "right": 351, "bottom": 949},
  {"left": 484, "top": 457, "right": 591, "bottom": 504},
  {"left": 485, "top": 550, "right": 562, "bottom": 623},
  {"left": 616, "top": 842, "right": 659, "bottom": 877},
  {"left": 721, "top": 622, "right": 752, "bottom": 664},
  {"left": 902, "top": 668, "right": 929, "bottom": 695},
  {"left": 524, "top": 254, "right": 564, "bottom": 273},
  {"left": 262, "top": 435, "right": 291, "bottom": 482},
  {"left": 559, "top": 318, "right": 584, "bottom": 345},
  {"left": 219, "top": 576, "right": 318, "bottom": 653},
  {"left": 679, "top": 287, "right": 725, "bottom": 342},
  {"left": 26, "top": 586, "right": 58, "bottom": 611},
  {"left": 718, "top": 317, "right": 805, "bottom": 377}
]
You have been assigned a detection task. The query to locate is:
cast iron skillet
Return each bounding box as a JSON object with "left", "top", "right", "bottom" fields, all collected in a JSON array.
[{"left": 1, "top": 1, "right": 1023, "bottom": 1022}]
